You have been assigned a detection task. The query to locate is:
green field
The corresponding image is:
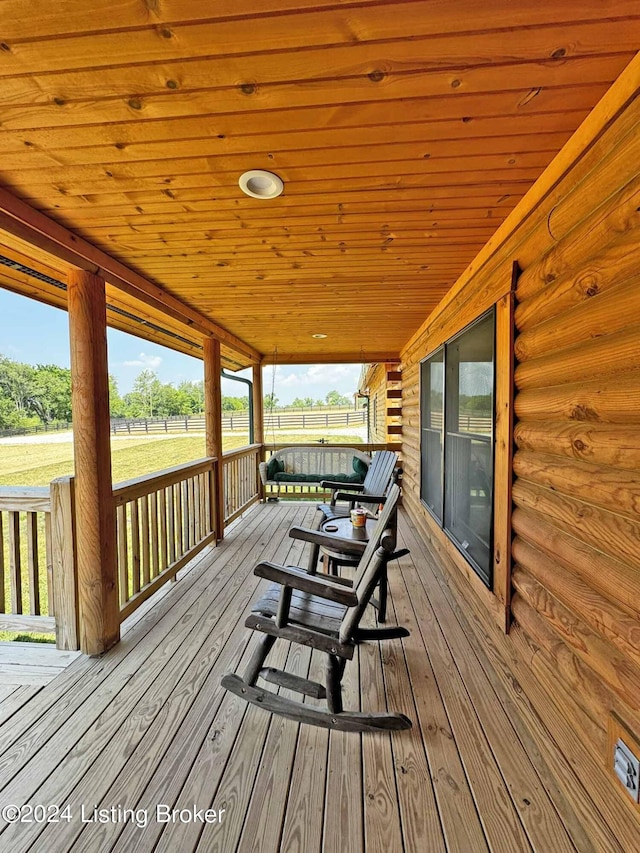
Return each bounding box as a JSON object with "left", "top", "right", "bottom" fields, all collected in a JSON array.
[
  {"left": 0, "top": 431, "right": 363, "bottom": 641},
  {"left": 0, "top": 431, "right": 363, "bottom": 486}
]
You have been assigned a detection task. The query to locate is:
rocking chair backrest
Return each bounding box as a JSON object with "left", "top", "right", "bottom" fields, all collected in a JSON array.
[
  {"left": 361, "top": 450, "right": 398, "bottom": 497},
  {"left": 339, "top": 483, "right": 400, "bottom": 643}
]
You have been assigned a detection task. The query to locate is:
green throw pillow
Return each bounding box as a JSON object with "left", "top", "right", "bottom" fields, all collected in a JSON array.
[
  {"left": 266, "top": 455, "right": 282, "bottom": 480},
  {"left": 352, "top": 456, "right": 369, "bottom": 481}
]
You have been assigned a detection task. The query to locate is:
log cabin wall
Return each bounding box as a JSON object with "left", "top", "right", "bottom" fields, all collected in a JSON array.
[
  {"left": 400, "top": 67, "right": 640, "bottom": 842},
  {"left": 364, "top": 363, "right": 388, "bottom": 444},
  {"left": 361, "top": 362, "right": 403, "bottom": 446}
]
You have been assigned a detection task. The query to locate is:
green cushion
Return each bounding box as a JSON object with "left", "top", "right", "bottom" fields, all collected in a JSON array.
[
  {"left": 352, "top": 456, "right": 369, "bottom": 481},
  {"left": 275, "top": 472, "right": 362, "bottom": 484}
]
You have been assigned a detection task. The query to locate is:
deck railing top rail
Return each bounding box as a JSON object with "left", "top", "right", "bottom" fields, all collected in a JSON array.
[
  {"left": 0, "top": 486, "right": 51, "bottom": 513},
  {"left": 222, "top": 442, "right": 262, "bottom": 461},
  {"left": 112, "top": 457, "right": 217, "bottom": 506}
]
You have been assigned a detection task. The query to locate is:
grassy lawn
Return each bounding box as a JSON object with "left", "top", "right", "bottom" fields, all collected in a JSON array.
[
  {"left": 0, "top": 431, "right": 364, "bottom": 487},
  {"left": 1, "top": 430, "right": 363, "bottom": 641}
]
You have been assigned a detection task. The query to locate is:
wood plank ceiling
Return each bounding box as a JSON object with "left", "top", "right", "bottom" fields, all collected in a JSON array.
[{"left": 0, "top": 0, "right": 637, "bottom": 367}]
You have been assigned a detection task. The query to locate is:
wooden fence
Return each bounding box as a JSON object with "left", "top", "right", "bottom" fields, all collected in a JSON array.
[{"left": 110, "top": 408, "right": 366, "bottom": 435}]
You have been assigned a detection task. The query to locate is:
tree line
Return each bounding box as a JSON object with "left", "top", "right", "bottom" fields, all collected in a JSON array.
[{"left": 0, "top": 355, "right": 354, "bottom": 430}]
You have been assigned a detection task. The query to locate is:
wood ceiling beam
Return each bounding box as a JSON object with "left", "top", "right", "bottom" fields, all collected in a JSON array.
[{"left": 0, "top": 187, "right": 261, "bottom": 363}]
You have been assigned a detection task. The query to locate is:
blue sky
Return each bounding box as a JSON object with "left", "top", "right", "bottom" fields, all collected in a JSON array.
[{"left": 0, "top": 288, "right": 361, "bottom": 404}]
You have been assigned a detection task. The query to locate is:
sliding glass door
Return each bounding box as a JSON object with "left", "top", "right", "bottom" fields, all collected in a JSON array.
[{"left": 420, "top": 309, "right": 495, "bottom": 586}]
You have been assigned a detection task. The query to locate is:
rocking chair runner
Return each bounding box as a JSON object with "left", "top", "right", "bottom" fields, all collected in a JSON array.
[{"left": 221, "top": 484, "right": 412, "bottom": 732}]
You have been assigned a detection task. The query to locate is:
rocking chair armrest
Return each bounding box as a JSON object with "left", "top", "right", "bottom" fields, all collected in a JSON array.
[
  {"left": 288, "top": 526, "right": 367, "bottom": 555},
  {"left": 316, "top": 572, "right": 354, "bottom": 587},
  {"left": 320, "top": 480, "right": 364, "bottom": 506},
  {"left": 254, "top": 561, "right": 359, "bottom": 606},
  {"left": 320, "top": 480, "right": 365, "bottom": 492},
  {"left": 334, "top": 492, "right": 387, "bottom": 505}
]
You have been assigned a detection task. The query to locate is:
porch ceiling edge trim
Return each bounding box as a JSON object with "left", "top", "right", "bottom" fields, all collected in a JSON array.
[
  {"left": 0, "top": 187, "right": 261, "bottom": 364},
  {"left": 401, "top": 50, "right": 640, "bottom": 359},
  {"left": 261, "top": 352, "right": 400, "bottom": 365}
]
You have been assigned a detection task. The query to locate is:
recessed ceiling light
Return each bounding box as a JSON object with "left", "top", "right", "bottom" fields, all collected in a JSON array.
[
  {"left": 312, "top": 333, "right": 327, "bottom": 339},
  {"left": 238, "top": 169, "right": 284, "bottom": 199}
]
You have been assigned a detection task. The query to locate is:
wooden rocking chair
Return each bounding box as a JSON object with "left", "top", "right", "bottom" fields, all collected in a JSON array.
[
  {"left": 221, "top": 484, "right": 412, "bottom": 732},
  {"left": 317, "top": 449, "right": 399, "bottom": 522},
  {"left": 307, "top": 449, "right": 399, "bottom": 571}
]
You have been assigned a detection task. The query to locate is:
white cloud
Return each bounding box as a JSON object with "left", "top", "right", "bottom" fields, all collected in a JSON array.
[
  {"left": 123, "top": 352, "right": 163, "bottom": 369},
  {"left": 268, "top": 363, "right": 361, "bottom": 403}
]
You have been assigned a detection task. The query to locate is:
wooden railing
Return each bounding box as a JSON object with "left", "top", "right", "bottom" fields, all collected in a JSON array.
[
  {"left": 0, "top": 487, "right": 56, "bottom": 635},
  {"left": 222, "top": 443, "right": 262, "bottom": 525},
  {"left": 112, "top": 457, "right": 218, "bottom": 622},
  {"left": 2, "top": 442, "right": 397, "bottom": 647}
]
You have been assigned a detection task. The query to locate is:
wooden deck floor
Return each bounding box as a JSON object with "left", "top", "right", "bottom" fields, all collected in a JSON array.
[
  {"left": 0, "top": 643, "right": 81, "bottom": 688},
  {"left": 0, "top": 503, "right": 615, "bottom": 852}
]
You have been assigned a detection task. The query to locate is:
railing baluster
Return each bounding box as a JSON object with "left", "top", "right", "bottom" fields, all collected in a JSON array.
[
  {"left": 175, "top": 482, "right": 182, "bottom": 556},
  {"left": 131, "top": 500, "right": 141, "bottom": 594},
  {"left": 167, "top": 485, "right": 176, "bottom": 565},
  {"left": 116, "top": 504, "right": 128, "bottom": 605},
  {"left": 0, "top": 512, "right": 5, "bottom": 613},
  {"left": 45, "top": 512, "right": 54, "bottom": 617},
  {"left": 181, "top": 480, "right": 189, "bottom": 551},
  {"left": 194, "top": 475, "right": 202, "bottom": 544},
  {"left": 26, "top": 511, "right": 40, "bottom": 615},
  {"left": 220, "top": 445, "right": 261, "bottom": 526},
  {"left": 159, "top": 488, "right": 168, "bottom": 572},
  {"left": 188, "top": 477, "right": 196, "bottom": 548},
  {"left": 9, "top": 511, "right": 22, "bottom": 614},
  {"left": 141, "top": 494, "right": 150, "bottom": 588},
  {"left": 150, "top": 491, "right": 160, "bottom": 579},
  {"left": 209, "top": 463, "right": 217, "bottom": 536}
]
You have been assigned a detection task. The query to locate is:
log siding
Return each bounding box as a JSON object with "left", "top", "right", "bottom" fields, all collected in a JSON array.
[{"left": 400, "top": 59, "right": 640, "bottom": 845}]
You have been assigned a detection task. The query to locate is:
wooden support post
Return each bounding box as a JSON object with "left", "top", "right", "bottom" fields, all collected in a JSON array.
[
  {"left": 204, "top": 337, "right": 225, "bottom": 541},
  {"left": 68, "top": 269, "right": 119, "bottom": 655},
  {"left": 252, "top": 363, "right": 264, "bottom": 445},
  {"left": 50, "top": 476, "right": 79, "bottom": 650},
  {"left": 252, "top": 363, "right": 265, "bottom": 500}
]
